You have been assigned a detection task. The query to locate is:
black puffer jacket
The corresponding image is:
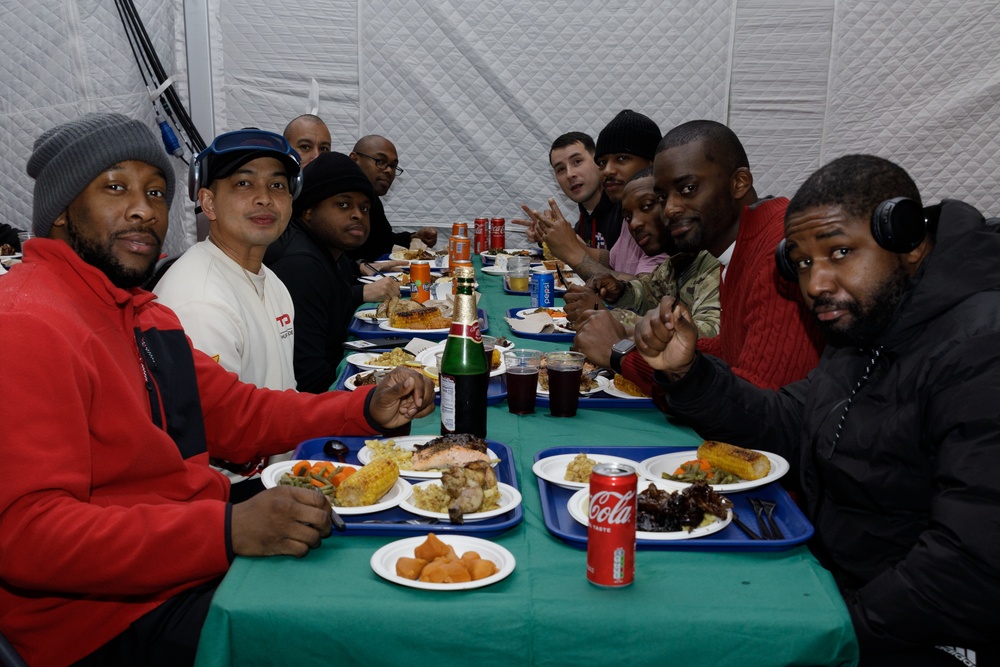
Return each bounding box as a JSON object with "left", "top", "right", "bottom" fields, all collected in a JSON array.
[{"left": 659, "top": 200, "right": 1000, "bottom": 655}]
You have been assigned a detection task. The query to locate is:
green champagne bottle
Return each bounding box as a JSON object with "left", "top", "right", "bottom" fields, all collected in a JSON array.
[{"left": 439, "top": 265, "right": 488, "bottom": 437}]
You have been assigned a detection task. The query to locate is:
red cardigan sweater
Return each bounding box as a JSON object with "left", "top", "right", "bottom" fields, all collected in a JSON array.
[
  {"left": 622, "top": 197, "right": 824, "bottom": 392},
  {"left": 0, "top": 240, "right": 379, "bottom": 666}
]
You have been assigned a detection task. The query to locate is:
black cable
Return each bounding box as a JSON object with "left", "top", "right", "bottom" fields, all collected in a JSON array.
[{"left": 114, "top": 0, "right": 206, "bottom": 152}]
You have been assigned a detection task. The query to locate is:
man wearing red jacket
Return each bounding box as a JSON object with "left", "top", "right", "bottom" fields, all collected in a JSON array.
[
  {"left": 0, "top": 113, "right": 435, "bottom": 667},
  {"left": 574, "top": 120, "right": 824, "bottom": 392}
]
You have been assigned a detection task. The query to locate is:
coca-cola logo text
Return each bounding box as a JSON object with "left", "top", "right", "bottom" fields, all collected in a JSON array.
[{"left": 589, "top": 490, "right": 635, "bottom": 530}]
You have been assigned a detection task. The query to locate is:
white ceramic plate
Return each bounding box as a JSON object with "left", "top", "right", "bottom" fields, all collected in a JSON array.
[
  {"left": 531, "top": 453, "right": 642, "bottom": 490},
  {"left": 637, "top": 449, "right": 790, "bottom": 493},
  {"left": 480, "top": 265, "right": 508, "bottom": 276},
  {"left": 260, "top": 460, "right": 412, "bottom": 515},
  {"left": 414, "top": 342, "right": 507, "bottom": 377},
  {"left": 370, "top": 534, "right": 515, "bottom": 590},
  {"left": 567, "top": 480, "right": 733, "bottom": 540},
  {"left": 353, "top": 309, "right": 387, "bottom": 322},
  {"left": 400, "top": 481, "right": 522, "bottom": 522},
  {"left": 344, "top": 371, "right": 377, "bottom": 391},
  {"left": 358, "top": 436, "right": 499, "bottom": 479},
  {"left": 600, "top": 381, "right": 651, "bottom": 400},
  {"left": 345, "top": 351, "right": 416, "bottom": 371},
  {"left": 514, "top": 307, "right": 568, "bottom": 322},
  {"left": 537, "top": 374, "right": 608, "bottom": 397}
]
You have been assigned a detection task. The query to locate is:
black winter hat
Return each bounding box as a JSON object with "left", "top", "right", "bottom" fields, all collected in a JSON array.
[
  {"left": 594, "top": 109, "right": 661, "bottom": 161},
  {"left": 294, "top": 151, "right": 375, "bottom": 215}
]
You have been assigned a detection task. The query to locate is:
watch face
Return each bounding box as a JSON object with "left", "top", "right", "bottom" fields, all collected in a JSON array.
[{"left": 613, "top": 340, "right": 635, "bottom": 354}]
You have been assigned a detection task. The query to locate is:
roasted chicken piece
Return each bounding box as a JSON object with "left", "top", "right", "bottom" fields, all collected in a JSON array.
[{"left": 441, "top": 460, "right": 498, "bottom": 524}]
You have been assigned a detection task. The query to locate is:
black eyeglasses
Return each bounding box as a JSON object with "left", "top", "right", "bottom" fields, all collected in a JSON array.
[{"left": 355, "top": 152, "right": 404, "bottom": 174}]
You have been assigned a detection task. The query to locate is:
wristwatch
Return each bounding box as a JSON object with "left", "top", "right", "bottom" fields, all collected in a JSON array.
[{"left": 610, "top": 339, "right": 635, "bottom": 375}]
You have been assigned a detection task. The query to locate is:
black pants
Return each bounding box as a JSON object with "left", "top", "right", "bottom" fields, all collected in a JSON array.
[
  {"left": 71, "top": 577, "right": 221, "bottom": 667},
  {"left": 863, "top": 644, "right": 996, "bottom": 666}
]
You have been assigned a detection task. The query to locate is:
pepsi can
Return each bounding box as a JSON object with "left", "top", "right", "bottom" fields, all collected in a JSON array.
[{"left": 530, "top": 271, "right": 555, "bottom": 308}]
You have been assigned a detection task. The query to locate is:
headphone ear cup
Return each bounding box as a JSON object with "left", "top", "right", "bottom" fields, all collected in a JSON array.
[
  {"left": 774, "top": 238, "right": 798, "bottom": 282},
  {"left": 187, "top": 158, "right": 199, "bottom": 202},
  {"left": 871, "top": 197, "right": 925, "bottom": 252},
  {"left": 290, "top": 171, "right": 303, "bottom": 200}
]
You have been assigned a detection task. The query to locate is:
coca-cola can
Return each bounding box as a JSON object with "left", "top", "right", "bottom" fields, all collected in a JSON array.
[
  {"left": 474, "top": 218, "right": 488, "bottom": 254},
  {"left": 489, "top": 217, "right": 506, "bottom": 251},
  {"left": 451, "top": 221, "right": 469, "bottom": 238},
  {"left": 587, "top": 463, "right": 637, "bottom": 587}
]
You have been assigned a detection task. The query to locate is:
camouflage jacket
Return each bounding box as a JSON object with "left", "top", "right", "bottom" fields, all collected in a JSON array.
[{"left": 612, "top": 250, "right": 721, "bottom": 337}]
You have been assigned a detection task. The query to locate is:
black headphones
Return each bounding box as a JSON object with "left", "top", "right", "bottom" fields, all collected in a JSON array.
[
  {"left": 187, "top": 129, "right": 303, "bottom": 202},
  {"left": 775, "top": 197, "right": 931, "bottom": 282}
]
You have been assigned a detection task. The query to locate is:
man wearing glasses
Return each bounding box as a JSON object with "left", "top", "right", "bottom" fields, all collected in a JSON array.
[{"left": 348, "top": 135, "right": 437, "bottom": 264}]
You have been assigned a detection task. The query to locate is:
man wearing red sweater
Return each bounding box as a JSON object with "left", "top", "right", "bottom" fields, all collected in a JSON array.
[
  {"left": 575, "top": 120, "right": 823, "bottom": 392},
  {"left": 0, "top": 113, "right": 435, "bottom": 667}
]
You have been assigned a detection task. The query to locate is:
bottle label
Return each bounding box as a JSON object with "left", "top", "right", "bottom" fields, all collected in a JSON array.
[
  {"left": 440, "top": 374, "right": 457, "bottom": 431},
  {"left": 448, "top": 320, "right": 482, "bottom": 342}
]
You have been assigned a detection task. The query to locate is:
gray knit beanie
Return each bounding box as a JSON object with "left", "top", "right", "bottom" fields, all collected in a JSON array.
[
  {"left": 594, "top": 109, "right": 662, "bottom": 161},
  {"left": 26, "top": 113, "right": 175, "bottom": 237}
]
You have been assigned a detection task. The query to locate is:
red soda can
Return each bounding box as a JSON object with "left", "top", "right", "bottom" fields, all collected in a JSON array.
[
  {"left": 474, "top": 217, "right": 488, "bottom": 254},
  {"left": 410, "top": 261, "right": 431, "bottom": 303},
  {"left": 451, "top": 221, "right": 468, "bottom": 238},
  {"left": 489, "top": 217, "right": 506, "bottom": 251},
  {"left": 587, "top": 463, "right": 637, "bottom": 587}
]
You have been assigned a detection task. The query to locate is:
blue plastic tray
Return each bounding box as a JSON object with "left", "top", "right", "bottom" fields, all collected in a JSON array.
[
  {"left": 349, "top": 308, "right": 489, "bottom": 340},
  {"left": 335, "top": 363, "right": 508, "bottom": 406},
  {"left": 536, "top": 445, "right": 813, "bottom": 551},
  {"left": 292, "top": 436, "right": 521, "bottom": 538}
]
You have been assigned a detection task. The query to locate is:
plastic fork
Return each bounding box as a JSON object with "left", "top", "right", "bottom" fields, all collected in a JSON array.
[
  {"left": 748, "top": 498, "right": 773, "bottom": 539},
  {"left": 759, "top": 499, "right": 784, "bottom": 539}
]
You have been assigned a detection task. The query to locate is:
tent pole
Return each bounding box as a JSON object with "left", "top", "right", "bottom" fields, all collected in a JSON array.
[{"left": 182, "top": 0, "right": 215, "bottom": 141}]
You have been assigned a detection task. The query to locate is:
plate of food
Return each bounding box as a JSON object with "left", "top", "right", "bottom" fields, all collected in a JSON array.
[
  {"left": 370, "top": 533, "right": 515, "bottom": 590},
  {"left": 400, "top": 481, "right": 522, "bottom": 522},
  {"left": 345, "top": 348, "right": 417, "bottom": 370},
  {"left": 344, "top": 370, "right": 380, "bottom": 391},
  {"left": 637, "top": 442, "right": 789, "bottom": 493},
  {"left": 480, "top": 248, "right": 540, "bottom": 264},
  {"left": 260, "top": 459, "right": 412, "bottom": 515},
  {"left": 353, "top": 309, "right": 388, "bottom": 323},
  {"left": 358, "top": 272, "right": 412, "bottom": 290},
  {"left": 532, "top": 453, "right": 641, "bottom": 490},
  {"left": 600, "top": 374, "right": 651, "bottom": 400},
  {"left": 567, "top": 478, "right": 733, "bottom": 540},
  {"left": 536, "top": 374, "right": 608, "bottom": 396},
  {"left": 514, "top": 307, "right": 568, "bottom": 321},
  {"left": 413, "top": 341, "right": 509, "bottom": 377},
  {"left": 389, "top": 248, "right": 439, "bottom": 262},
  {"left": 358, "top": 435, "right": 500, "bottom": 479}
]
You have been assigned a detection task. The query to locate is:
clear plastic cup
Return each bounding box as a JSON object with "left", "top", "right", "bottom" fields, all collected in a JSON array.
[
  {"left": 505, "top": 349, "right": 542, "bottom": 414},
  {"left": 508, "top": 256, "right": 531, "bottom": 292},
  {"left": 543, "top": 351, "right": 586, "bottom": 417}
]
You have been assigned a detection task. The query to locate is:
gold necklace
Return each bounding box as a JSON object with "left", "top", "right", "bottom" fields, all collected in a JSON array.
[{"left": 241, "top": 265, "right": 265, "bottom": 303}]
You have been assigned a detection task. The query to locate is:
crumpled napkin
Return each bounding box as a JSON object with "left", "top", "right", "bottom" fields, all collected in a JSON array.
[{"left": 505, "top": 311, "right": 558, "bottom": 334}]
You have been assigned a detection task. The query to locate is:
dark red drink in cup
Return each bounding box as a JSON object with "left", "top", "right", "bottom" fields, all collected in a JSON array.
[
  {"left": 504, "top": 349, "right": 542, "bottom": 415},
  {"left": 505, "top": 368, "right": 539, "bottom": 414},
  {"left": 543, "top": 351, "right": 586, "bottom": 417}
]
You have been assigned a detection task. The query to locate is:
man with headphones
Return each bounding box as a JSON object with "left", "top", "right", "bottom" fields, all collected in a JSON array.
[
  {"left": 635, "top": 154, "right": 1000, "bottom": 664},
  {"left": 155, "top": 128, "right": 305, "bottom": 500}
]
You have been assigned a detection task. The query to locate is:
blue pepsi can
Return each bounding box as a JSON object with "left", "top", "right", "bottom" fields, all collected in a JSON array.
[{"left": 530, "top": 271, "right": 555, "bottom": 308}]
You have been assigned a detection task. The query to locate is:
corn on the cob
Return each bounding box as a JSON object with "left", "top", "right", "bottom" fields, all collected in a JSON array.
[
  {"left": 335, "top": 458, "right": 400, "bottom": 507},
  {"left": 696, "top": 441, "right": 771, "bottom": 481}
]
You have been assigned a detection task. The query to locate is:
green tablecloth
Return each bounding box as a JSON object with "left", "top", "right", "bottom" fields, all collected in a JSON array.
[{"left": 195, "top": 262, "right": 859, "bottom": 667}]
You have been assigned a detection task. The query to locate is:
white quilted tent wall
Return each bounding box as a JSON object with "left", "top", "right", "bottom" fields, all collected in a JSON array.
[{"left": 2, "top": 0, "right": 999, "bottom": 257}]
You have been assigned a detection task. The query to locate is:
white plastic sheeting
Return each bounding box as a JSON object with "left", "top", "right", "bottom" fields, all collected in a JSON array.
[{"left": 2, "top": 0, "right": 999, "bottom": 256}]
